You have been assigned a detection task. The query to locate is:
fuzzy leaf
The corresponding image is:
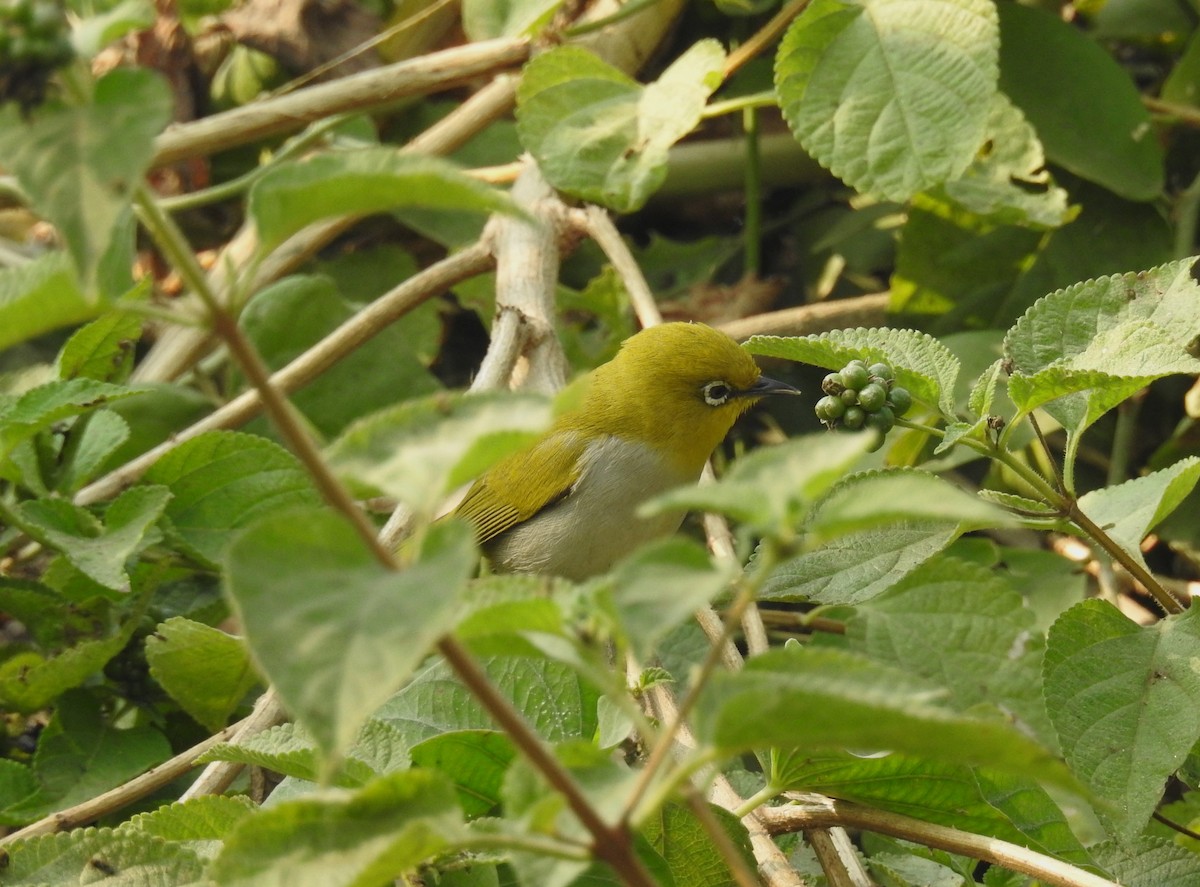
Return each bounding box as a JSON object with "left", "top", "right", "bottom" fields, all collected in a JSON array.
[
  {"left": 1076, "top": 457, "right": 1200, "bottom": 576},
  {"left": 747, "top": 327, "right": 960, "bottom": 416},
  {"left": 209, "top": 771, "right": 462, "bottom": 887},
  {"left": 0, "top": 69, "right": 172, "bottom": 291},
  {"left": 55, "top": 310, "right": 142, "bottom": 383},
  {"left": 409, "top": 730, "right": 515, "bottom": 817},
  {"left": 516, "top": 42, "right": 725, "bottom": 212},
  {"left": 0, "top": 253, "right": 94, "bottom": 351},
  {"left": 198, "top": 721, "right": 377, "bottom": 787},
  {"left": 1044, "top": 602, "right": 1200, "bottom": 839},
  {"left": 0, "top": 377, "right": 145, "bottom": 462},
  {"left": 224, "top": 510, "right": 476, "bottom": 770},
  {"left": 142, "top": 430, "right": 321, "bottom": 566},
  {"left": 695, "top": 647, "right": 1071, "bottom": 787},
  {"left": 0, "top": 828, "right": 205, "bottom": 886},
  {"left": 774, "top": 0, "right": 998, "bottom": 201},
  {"left": 145, "top": 617, "right": 260, "bottom": 732}
]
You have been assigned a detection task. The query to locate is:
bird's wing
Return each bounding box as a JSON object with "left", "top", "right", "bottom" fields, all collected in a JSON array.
[{"left": 454, "top": 431, "right": 588, "bottom": 544}]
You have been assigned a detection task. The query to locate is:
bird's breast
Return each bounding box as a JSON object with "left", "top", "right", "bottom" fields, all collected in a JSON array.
[{"left": 484, "top": 435, "right": 697, "bottom": 581}]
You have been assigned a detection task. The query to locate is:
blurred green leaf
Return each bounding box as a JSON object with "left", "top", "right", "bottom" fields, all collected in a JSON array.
[
  {"left": 774, "top": 0, "right": 998, "bottom": 201},
  {"left": 998, "top": 2, "right": 1163, "bottom": 200},
  {"left": 224, "top": 511, "right": 476, "bottom": 768},
  {"left": 0, "top": 827, "right": 204, "bottom": 886},
  {"left": 249, "top": 150, "right": 523, "bottom": 252},
  {"left": 462, "top": 0, "right": 561, "bottom": 39},
  {"left": 694, "top": 647, "right": 1072, "bottom": 787},
  {"left": 120, "top": 795, "right": 257, "bottom": 853},
  {"left": 0, "top": 69, "right": 172, "bottom": 292},
  {"left": 55, "top": 311, "right": 142, "bottom": 383},
  {"left": 0, "top": 254, "right": 95, "bottom": 352},
  {"left": 145, "top": 617, "right": 259, "bottom": 732},
  {"left": 0, "top": 378, "right": 146, "bottom": 463},
  {"left": 409, "top": 730, "right": 515, "bottom": 818},
  {"left": 1091, "top": 836, "right": 1200, "bottom": 886},
  {"left": 641, "top": 803, "right": 754, "bottom": 887},
  {"left": 210, "top": 770, "right": 463, "bottom": 887},
  {"left": 1046, "top": 602, "right": 1200, "bottom": 839},
  {"left": 516, "top": 41, "right": 725, "bottom": 212}
]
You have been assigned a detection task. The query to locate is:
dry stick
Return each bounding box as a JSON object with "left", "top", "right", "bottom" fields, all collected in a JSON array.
[
  {"left": 178, "top": 689, "right": 288, "bottom": 803},
  {"left": 758, "top": 799, "right": 1119, "bottom": 887},
  {"left": 719, "top": 294, "right": 891, "bottom": 341},
  {"left": 0, "top": 716, "right": 248, "bottom": 845},
  {"left": 723, "top": 0, "right": 811, "bottom": 78},
  {"left": 77, "top": 241, "right": 496, "bottom": 506},
  {"left": 151, "top": 37, "right": 531, "bottom": 167}
]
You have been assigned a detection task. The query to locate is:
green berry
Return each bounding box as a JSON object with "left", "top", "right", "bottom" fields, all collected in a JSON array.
[
  {"left": 866, "top": 405, "right": 895, "bottom": 433},
  {"left": 888, "top": 386, "right": 912, "bottom": 416},
  {"left": 868, "top": 363, "right": 894, "bottom": 384},
  {"left": 821, "top": 372, "right": 845, "bottom": 396},
  {"left": 815, "top": 395, "right": 846, "bottom": 423},
  {"left": 843, "top": 406, "right": 866, "bottom": 429},
  {"left": 840, "top": 363, "right": 870, "bottom": 390},
  {"left": 840, "top": 388, "right": 858, "bottom": 406},
  {"left": 857, "top": 382, "right": 887, "bottom": 412}
]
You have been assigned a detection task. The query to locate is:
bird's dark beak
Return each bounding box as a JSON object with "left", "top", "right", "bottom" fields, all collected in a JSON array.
[{"left": 742, "top": 376, "right": 800, "bottom": 398}]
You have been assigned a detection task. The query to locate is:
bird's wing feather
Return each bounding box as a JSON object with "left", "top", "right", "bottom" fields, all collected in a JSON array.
[{"left": 454, "top": 431, "right": 587, "bottom": 543}]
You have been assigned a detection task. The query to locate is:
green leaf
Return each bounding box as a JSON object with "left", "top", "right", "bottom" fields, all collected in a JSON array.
[
  {"left": 197, "top": 721, "right": 377, "bottom": 787},
  {"left": 644, "top": 433, "right": 876, "bottom": 536},
  {"left": 604, "top": 538, "right": 733, "bottom": 662},
  {"left": 774, "top": 753, "right": 1095, "bottom": 870},
  {"left": 56, "top": 410, "right": 131, "bottom": 493},
  {"left": 142, "top": 430, "right": 322, "bottom": 566},
  {"left": 145, "top": 617, "right": 259, "bottom": 732},
  {"left": 462, "top": 0, "right": 561, "bottom": 39},
  {"left": 0, "top": 69, "right": 173, "bottom": 291},
  {"left": 1076, "top": 457, "right": 1200, "bottom": 576},
  {"left": 239, "top": 275, "right": 440, "bottom": 438},
  {"left": 1091, "top": 836, "right": 1200, "bottom": 886},
  {"left": 0, "top": 828, "right": 205, "bottom": 886},
  {"left": 694, "top": 647, "right": 1071, "bottom": 787},
  {"left": 0, "top": 377, "right": 145, "bottom": 463},
  {"left": 516, "top": 42, "right": 726, "bottom": 212},
  {"left": 747, "top": 327, "right": 960, "bottom": 416},
  {"left": 774, "top": 0, "right": 998, "bottom": 201},
  {"left": 224, "top": 510, "right": 476, "bottom": 769},
  {"left": 847, "top": 556, "right": 1052, "bottom": 746},
  {"left": 249, "top": 150, "right": 523, "bottom": 252},
  {"left": 9, "top": 690, "right": 170, "bottom": 820},
  {"left": 1044, "top": 601, "right": 1200, "bottom": 839},
  {"left": 1003, "top": 257, "right": 1200, "bottom": 438},
  {"left": 72, "top": 0, "right": 156, "bottom": 56},
  {"left": 55, "top": 310, "right": 142, "bottom": 382},
  {"left": 14, "top": 485, "right": 171, "bottom": 592},
  {"left": 806, "top": 468, "right": 1013, "bottom": 544},
  {"left": 934, "top": 93, "right": 1073, "bottom": 228},
  {"left": 325, "top": 391, "right": 552, "bottom": 516},
  {"left": 375, "top": 656, "right": 599, "bottom": 750},
  {"left": 121, "top": 795, "right": 257, "bottom": 853},
  {"left": 0, "top": 593, "right": 144, "bottom": 713},
  {"left": 409, "top": 730, "right": 515, "bottom": 818},
  {"left": 997, "top": 2, "right": 1163, "bottom": 200},
  {"left": 641, "top": 803, "right": 755, "bottom": 887},
  {"left": 760, "top": 519, "right": 967, "bottom": 604},
  {"left": 0, "top": 759, "right": 40, "bottom": 825},
  {"left": 209, "top": 770, "right": 463, "bottom": 887},
  {"left": 0, "top": 253, "right": 95, "bottom": 351}
]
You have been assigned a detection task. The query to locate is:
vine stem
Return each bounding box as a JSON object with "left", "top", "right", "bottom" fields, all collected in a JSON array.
[
  {"left": 724, "top": 0, "right": 811, "bottom": 78},
  {"left": 131, "top": 183, "right": 660, "bottom": 887}
]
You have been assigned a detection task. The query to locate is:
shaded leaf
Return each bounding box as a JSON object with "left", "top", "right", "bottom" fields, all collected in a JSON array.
[
  {"left": 409, "top": 730, "right": 515, "bottom": 818},
  {"left": 774, "top": 0, "right": 998, "bottom": 201},
  {"left": 145, "top": 617, "right": 260, "bottom": 732}
]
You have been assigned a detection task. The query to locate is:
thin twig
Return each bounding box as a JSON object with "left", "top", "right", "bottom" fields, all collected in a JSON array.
[
  {"left": 0, "top": 712, "right": 253, "bottom": 845},
  {"left": 723, "top": 0, "right": 811, "bottom": 78},
  {"left": 760, "top": 797, "right": 1118, "bottom": 887},
  {"left": 577, "top": 204, "right": 664, "bottom": 327},
  {"left": 178, "top": 689, "right": 288, "bottom": 801},
  {"left": 718, "top": 294, "right": 890, "bottom": 341}
]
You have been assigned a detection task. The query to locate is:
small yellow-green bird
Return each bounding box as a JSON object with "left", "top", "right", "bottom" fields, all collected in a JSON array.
[{"left": 455, "top": 322, "right": 799, "bottom": 580}]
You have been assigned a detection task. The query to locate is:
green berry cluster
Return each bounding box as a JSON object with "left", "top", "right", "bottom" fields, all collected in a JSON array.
[
  {"left": 815, "top": 360, "right": 912, "bottom": 438},
  {"left": 0, "top": 0, "right": 73, "bottom": 111}
]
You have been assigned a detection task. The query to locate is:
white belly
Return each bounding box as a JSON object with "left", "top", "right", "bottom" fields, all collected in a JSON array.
[{"left": 485, "top": 435, "right": 695, "bottom": 581}]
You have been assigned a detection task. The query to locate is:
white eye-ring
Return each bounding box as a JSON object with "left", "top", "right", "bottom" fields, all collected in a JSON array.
[{"left": 703, "top": 381, "right": 733, "bottom": 406}]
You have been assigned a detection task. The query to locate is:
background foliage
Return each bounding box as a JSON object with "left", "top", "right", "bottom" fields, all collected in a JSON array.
[{"left": 3, "top": 0, "right": 1200, "bottom": 885}]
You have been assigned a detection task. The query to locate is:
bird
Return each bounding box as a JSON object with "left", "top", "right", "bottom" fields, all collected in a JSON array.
[{"left": 454, "top": 322, "right": 799, "bottom": 580}]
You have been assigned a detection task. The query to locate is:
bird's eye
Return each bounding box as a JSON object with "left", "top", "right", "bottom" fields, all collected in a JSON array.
[{"left": 703, "top": 381, "right": 733, "bottom": 406}]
